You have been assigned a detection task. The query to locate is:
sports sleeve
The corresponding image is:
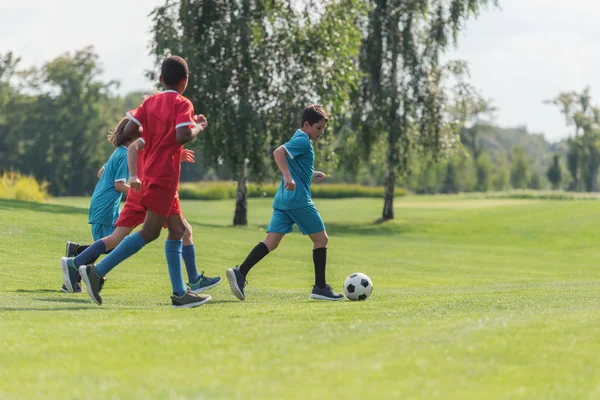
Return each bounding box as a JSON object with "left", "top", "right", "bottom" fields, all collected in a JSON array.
[
  {"left": 126, "top": 98, "right": 148, "bottom": 128},
  {"left": 175, "top": 98, "right": 196, "bottom": 129},
  {"left": 282, "top": 135, "right": 310, "bottom": 159},
  {"left": 114, "top": 152, "right": 130, "bottom": 183}
]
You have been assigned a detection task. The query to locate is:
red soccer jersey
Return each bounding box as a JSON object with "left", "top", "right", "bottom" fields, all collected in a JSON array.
[{"left": 126, "top": 90, "right": 195, "bottom": 189}]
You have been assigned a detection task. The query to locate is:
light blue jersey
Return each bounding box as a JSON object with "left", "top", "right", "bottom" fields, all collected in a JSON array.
[
  {"left": 88, "top": 146, "right": 129, "bottom": 226},
  {"left": 273, "top": 130, "right": 315, "bottom": 210}
]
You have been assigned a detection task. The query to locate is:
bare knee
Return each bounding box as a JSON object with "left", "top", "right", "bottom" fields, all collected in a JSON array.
[
  {"left": 140, "top": 225, "right": 161, "bottom": 243},
  {"left": 183, "top": 221, "right": 193, "bottom": 241},
  {"left": 263, "top": 233, "right": 283, "bottom": 252},
  {"left": 312, "top": 232, "right": 329, "bottom": 249},
  {"left": 168, "top": 222, "right": 186, "bottom": 240}
]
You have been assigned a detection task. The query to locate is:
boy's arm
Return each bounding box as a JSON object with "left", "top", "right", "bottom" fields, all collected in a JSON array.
[
  {"left": 123, "top": 120, "right": 142, "bottom": 139},
  {"left": 127, "top": 138, "right": 145, "bottom": 192},
  {"left": 176, "top": 115, "right": 208, "bottom": 144},
  {"left": 313, "top": 171, "right": 326, "bottom": 182},
  {"left": 114, "top": 181, "right": 130, "bottom": 194},
  {"left": 273, "top": 146, "right": 296, "bottom": 190},
  {"left": 97, "top": 166, "right": 105, "bottom": 179}
]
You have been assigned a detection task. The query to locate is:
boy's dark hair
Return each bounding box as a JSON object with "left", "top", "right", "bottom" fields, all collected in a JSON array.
[
  {"left": 161, "top": 56, "right": 189, "bottom": 85},
  {"left": 107, "top": 118, "right": 131, "bottom": 147},
  {"left": 301, "top": 104, "right": 329, "bottom": 127}
]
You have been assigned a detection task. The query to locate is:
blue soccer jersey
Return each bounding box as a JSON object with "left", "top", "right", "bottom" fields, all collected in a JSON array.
[
  {"left": 88, "top": 146, "right": 129, "bottom": 226},
  {"left": 272, "top": 130, "right": 315, "bottom": 210}
]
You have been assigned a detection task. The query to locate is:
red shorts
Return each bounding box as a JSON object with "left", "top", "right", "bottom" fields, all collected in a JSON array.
[
  {"left": 140, "top": 183, "right": 181, "bottom": 218},
  {"left": 115, "top": 197, "right": 146, "bottom": 228}
]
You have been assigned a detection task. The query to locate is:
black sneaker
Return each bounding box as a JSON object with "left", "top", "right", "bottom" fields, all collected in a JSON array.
[
  {"left": 171, "top": 290, "right": 211, "bottom": 308},
  {"left": 65, "top": 241, "right": 80, "bottom": 257},
  {"left": 310, "top": 284, "right": 344, "bottom": 301},
  {"left": 60, "top": 257, "right": 83, "bottom": 293},
  {"left": 226, "top": 267, "right": 247, "bottom": 300},
  {"left": 79, "top": 264, "right": 105, "bottom": 305}
]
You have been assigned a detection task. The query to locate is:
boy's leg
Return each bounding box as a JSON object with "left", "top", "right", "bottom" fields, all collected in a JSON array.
[
  {"left": 166, "top": 213, "right": 211, "bottom": 308},
  {"left": 60, "top": 225, "right": 127, "bottom": 293},
  {"left": 80, "top": 212, "right": 162, "bottom": 305},
  {"left": 226, "top": 208, "right": 291, "bottom": 301},
  {"left": 182, "top": 218, "right": 222, "bottom": 294},
  {"left": 308, "top": 230, "right": 329, "bottom": 288},
  {"left": 290, "top": 205, "right": 343, "bottom": 301}
]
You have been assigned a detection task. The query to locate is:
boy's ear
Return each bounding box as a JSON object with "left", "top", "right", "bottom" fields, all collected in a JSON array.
[{"left": 159, "top": 75, "right": 165, "bottom": 85}]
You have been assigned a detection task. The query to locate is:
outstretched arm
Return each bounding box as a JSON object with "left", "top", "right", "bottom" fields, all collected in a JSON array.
[{"left": 176, "top": 115, "right": 208, "bottom": 144}]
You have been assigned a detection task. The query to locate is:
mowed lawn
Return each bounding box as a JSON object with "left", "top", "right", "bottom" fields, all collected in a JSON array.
[{"left": 1, "top": 195, "right": 600, "bottom": 399}]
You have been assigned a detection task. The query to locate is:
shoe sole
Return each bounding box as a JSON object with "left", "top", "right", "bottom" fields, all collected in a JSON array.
[
  {"left": 60, "top": 257, "right": 74, "bottom": 293},
  {"left": 190, "top": 278, "right": 222, "bottom": 294},
  {"left": 226, "top": 269, "right": 245, "bottom": 301},
  {"left": 79, "top": 266, "right": 102, "bottom": 306},
  {"left": 310, "top": 294, "right": 345, "bottom": 301},
  {"left": 172, "top": 294, "right": 212, "bottom": 308}
]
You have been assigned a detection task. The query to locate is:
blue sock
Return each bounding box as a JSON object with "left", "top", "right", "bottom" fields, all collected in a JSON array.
[
  {"left": 96, "top": 232, "right": 146, "bottom": 277},
  {"left": 71, "top": 240, "right": 106, "bottom": 269},
  {"left": 182, "top": 244, "right": 200, "bottom": 284},
  {"left": 166, "top": 240, "right": 186, "bottom": 297}
]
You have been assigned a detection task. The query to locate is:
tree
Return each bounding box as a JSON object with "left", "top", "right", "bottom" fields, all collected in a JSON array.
[
  {"left": 475, "top": 151, "right": 493, "bottom": 192},
  {"left": 510, "top": 146, "right": 530, "bottom": 189},
  {"left": 492, "top": 152, "right": 509, "bottom": 191},
  {"left": 528, "top": 172, "right": 542, "bottom": 190},
  {"left": 546, "top": 153, "right": 563, "bottom": 190},
  {"left": 355, "top": 0, "right": 498, "bottom": 220},
  {"left": 149, "top": 0, "right": 365, "bottom": 225}
]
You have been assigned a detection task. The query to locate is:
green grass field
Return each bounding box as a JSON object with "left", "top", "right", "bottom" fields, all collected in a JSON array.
[{"left": 1, "top": 196, "right": 600, "bottom": 399}]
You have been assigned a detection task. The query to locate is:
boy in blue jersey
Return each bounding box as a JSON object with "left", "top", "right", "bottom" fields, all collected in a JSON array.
[
  {"left": 226, "top": 105, "right": 344, "bottom": 301},
  {"left": 60, "top": 118, "right": 132, "bottom": 292}
]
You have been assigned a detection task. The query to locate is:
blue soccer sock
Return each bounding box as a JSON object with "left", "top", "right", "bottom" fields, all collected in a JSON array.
[
  {"left": 95, "top": 232, "right": 146, "bottom": 277},
  {"left": 182, "top": 244, "right": 200, "bottom": 284},
  {"left": 166, "top": 240, "right": 186, "bottom": 297},
  {"left": 70, "top": 240, "right": 106, "bottom": 270}
]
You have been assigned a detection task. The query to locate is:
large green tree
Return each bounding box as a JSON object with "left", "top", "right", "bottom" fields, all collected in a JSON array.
[
  {"left": 355, "top": 0, "right": 497, "bottom": 220},
  {"left": 149, "top": 0, "right": 365, "bottom": 225}
]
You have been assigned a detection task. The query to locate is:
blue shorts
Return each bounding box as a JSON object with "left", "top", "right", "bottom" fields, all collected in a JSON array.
[
  {"left": 267, "top": 205, "right": 325, "bottom": 235},
  {"left": 91, "top": 224, "right": 116, "bottom": 241}
]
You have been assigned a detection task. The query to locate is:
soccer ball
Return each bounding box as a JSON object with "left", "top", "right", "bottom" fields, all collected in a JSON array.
[{"left": 343, "top": 272, "right": 373, "bottom": 301}]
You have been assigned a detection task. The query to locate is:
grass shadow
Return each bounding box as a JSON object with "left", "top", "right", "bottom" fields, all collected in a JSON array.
[
  {"left": 34, "top": 297, "right": 91, "bottom": 304},
  {"left": 255, "top": 219, "right": 412, "bottom": 237},
  {"left": 14, "top": 289, "right": 61, "bottom": 294},
  {"left": 0, "top": 198, "right": 88, "bottom": 215},
  {"left": 0, "top": 307, "right": 93, "bottom": 312}
]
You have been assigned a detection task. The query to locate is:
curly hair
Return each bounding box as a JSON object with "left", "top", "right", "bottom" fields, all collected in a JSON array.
[{"left": 107, "top": 118, "right": 131, "bottom": 147}]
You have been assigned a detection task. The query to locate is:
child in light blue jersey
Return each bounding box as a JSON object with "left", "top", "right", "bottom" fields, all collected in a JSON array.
[
  {"left": 226, "top": 105, "right": 344, "bottom": 301},
  {"left": 60, "top": 118, "right": 133, "bottom": 292},
  {"left": 88, "top": 118, "right": 132, "bottom": 240}
]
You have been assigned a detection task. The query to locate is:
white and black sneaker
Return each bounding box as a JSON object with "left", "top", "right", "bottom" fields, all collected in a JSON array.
[
  {"left": 226, "top": 267, "right": 247, "bottom": 300},
  {"left": 171, "top": 290, "right": 211, "bottom": 308},
  {"left": 79, "top": 264, "right": 105, "bottom": 305},
  {"left": 310, "top": 284, "right": 344, "bottom": 301}
]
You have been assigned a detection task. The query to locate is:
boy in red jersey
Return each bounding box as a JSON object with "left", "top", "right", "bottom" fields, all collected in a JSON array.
[
  {"left": 80, "top": 56, "right": 210, "bottom": 308},
  {"left": 61, "top": 139, "right": 221, "bottom": 294}
]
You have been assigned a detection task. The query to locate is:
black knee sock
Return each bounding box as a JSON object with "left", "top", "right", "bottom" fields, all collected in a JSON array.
[
  {"left": 313, "top": 247, "right": 327, "bottom": 288},
  {"left": 74, "top": 245, "right": 90, "bottom": 256},
  {"left": 239, "top": 242, "right": 270, "bottom": 277}
]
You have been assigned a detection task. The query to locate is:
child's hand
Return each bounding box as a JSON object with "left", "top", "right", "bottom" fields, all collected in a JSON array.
[
  {"left": 181, "top": 149, "right": 195, "bottom": 163},
  {"left": 313, "top": 171, "right": 326, "bottom": 182},
  {"left": 284, "top": 173, "right": 296, "bottom": 191},
  {"left": 129, "top": 176, "right": 142, "bottom": 192},
  {"left": 194, "top": 114, "right": 208, "bottom": 131}
]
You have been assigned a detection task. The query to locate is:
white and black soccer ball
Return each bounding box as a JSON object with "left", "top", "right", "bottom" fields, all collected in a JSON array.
[{"left": 343, "top": 272, "right": 373, "bottom": 301}]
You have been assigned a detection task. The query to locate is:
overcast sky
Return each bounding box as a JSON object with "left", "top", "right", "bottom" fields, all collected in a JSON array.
[{"left": 1, "top": 0, "right": 597, "bottom": 142}]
